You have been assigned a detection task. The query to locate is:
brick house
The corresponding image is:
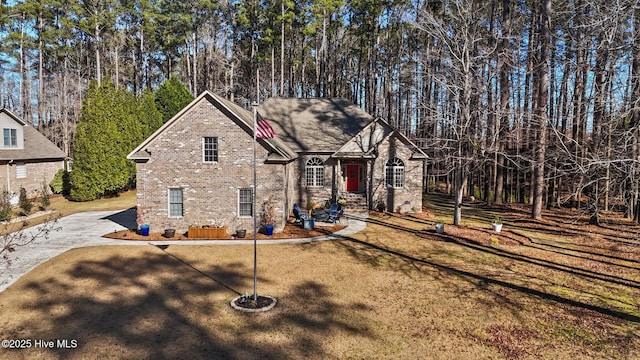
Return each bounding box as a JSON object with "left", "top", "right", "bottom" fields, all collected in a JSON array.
[
  {"left": 128, "top": 91, "right": 426, "bottom": 235},
  {"left": 0, "top": 108, "right": 66, "bottom": 200}
]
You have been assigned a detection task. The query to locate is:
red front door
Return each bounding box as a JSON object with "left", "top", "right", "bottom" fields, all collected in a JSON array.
[{"left": 346, "top": 164, "right": 359, "bottom": 192}]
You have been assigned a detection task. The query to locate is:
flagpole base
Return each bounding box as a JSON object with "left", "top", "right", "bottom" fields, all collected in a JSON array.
[{"left": 230, "top": 294, "right": 277, "bottom": 313}]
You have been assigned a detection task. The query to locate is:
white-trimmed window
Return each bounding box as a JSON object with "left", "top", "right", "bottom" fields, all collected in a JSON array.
[
  {"left": 16, "top": 163, "right": 26, "bottom": 179},
  {"left": 385, "top": 158, "right": 405, "bottom": 188},
  {"left": 238, "top": 188, "right": 253, "bottom": 217},
  {"left": 3, "top": 128, "right": 17, "bottom": 147},
  {"left": 305, "top": 157, "right": 324, "bottom": 187},
  {"left": 168, "top": 188, "right": 183, "bottom": 217},
  {"left": 203, "top": 137, "right": 218, "bottom": 163}
]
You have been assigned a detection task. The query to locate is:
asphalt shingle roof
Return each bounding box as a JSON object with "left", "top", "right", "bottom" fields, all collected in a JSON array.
[
  {"left": 128, "top": 91, "right": 298, "bottom": 162},
  {"left": 257, "top": 98, "right": 373, "bottom": 153},
  {"left": 0, "top": 109, "right": 66, "bottom": 161}
]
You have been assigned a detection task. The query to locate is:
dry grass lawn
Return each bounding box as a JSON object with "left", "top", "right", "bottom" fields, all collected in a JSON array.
[{"left": 0, "top": 193, "right": 639, "bottom": 359}]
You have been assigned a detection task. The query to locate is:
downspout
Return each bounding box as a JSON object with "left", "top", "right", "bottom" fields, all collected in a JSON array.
[
  {"left": 6, "top": 159, "right": 13, "bottom": 193},
  {"left": 335, "top": 159, "right": 341, "bottom": 201}
]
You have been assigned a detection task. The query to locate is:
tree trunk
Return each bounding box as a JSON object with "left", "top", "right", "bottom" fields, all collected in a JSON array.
[
  {"left": 630, "top": 6, "right": 640, "bottom": 222},
  {"left": 37, "top": 11, "right": 44, "bottom": 131},
  {"left": 531, "top": 0, "right": 551, "bottom": 219},
  {"left": 95, "top": 19, "right": 101, "bottom": 85},
  {"left": 280, "top": 0, "right": 285, "bottom": 97},
  {"left": 454, "top": 163, "right": 469, "bottom": 226},
  {"left": 192, "top": 31, "right": 197, "bottom": 95}
]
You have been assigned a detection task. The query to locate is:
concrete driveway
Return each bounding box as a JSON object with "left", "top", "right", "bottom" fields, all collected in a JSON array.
[{"left": 0, "top": 209, "right": 367, "bottom": 293}]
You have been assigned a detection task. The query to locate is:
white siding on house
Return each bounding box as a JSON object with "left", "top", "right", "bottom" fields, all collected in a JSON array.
[{"left": 0, "top": 113, "right": 24, "bottom": 150}]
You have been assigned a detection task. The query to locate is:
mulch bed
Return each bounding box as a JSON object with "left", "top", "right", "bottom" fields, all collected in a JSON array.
[{"left": 103, "top": 219, "right": 347, "bottom": 241}]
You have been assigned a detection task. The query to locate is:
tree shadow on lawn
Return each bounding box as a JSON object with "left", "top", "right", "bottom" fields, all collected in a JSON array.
[
  {"left": 10, "top": 247, "right": 374, "bottom": 359},
  {"left": 506, "top": 234, "right": 640, "bottom": 271},
  {"left": 424, "top": 194, "right": 640, "bottom": 257},
  {"left": 425, "top": 194, "right": 640, "bottom": 244},
  {"left": 437, "top": 233, "right": 640, "bottom": 289},
  {"left": 356, "top": 213, "right": 640, "bottom": 268},
  {"left": 332, "top": 226, "right": 640, "bottom": 324}
]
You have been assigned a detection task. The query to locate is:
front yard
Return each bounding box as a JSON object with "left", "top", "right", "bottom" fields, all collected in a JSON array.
[{"left": 0, "top": 194, "right": 638, "bottom": 359}]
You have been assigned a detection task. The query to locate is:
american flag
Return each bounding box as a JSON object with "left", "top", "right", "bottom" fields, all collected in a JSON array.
[{"left": 255, "top": 113, "right": 277, "bottom": 139}]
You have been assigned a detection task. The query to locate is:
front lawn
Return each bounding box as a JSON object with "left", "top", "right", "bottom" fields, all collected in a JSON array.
[{"left": 0, "top": 194, "right": 638, "bottom": 359}]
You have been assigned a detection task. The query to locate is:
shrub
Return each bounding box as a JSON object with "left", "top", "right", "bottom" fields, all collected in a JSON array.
[
  {"left": 18, "top": 187, "right": 32, "bottom": 215},
  {"left": 50, "top": 169, "right": 70, "bottom": 195},
  {"left": 70, "top": 81, "right": 153, "bottom": 201},
  {"left": 40, "top": 181, "right": 51, "bottom": 209},
  {"left": 0, "top": 188, "right": 12, "bottom": 221}
]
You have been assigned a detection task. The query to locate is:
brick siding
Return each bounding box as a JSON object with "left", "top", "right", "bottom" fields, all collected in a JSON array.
[
  {"left": 136, "top": 100, "right": 286, "bottom": 235},
  {"left": 0, "top": 160, "right": 64, "bottom": 198},
  {"left": 370, "top": 134, "right": 424, "bottom": 213}
]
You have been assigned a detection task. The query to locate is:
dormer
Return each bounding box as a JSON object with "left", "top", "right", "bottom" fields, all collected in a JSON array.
[{"left": 0, "top": 109, "right": 25, "bottom": 150}]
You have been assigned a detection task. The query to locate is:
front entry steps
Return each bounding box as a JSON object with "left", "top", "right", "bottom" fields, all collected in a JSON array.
[{"left": 342, "top": 192, "right": 368, "bottom": 212}]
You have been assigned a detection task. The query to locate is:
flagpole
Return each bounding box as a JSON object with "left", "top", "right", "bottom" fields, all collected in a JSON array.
[
  {"left": 252, "top": 102, "right": 258, "bottom": 302},
  {"left": 253, "top": 66, "right": 261, "bottom": 302}
]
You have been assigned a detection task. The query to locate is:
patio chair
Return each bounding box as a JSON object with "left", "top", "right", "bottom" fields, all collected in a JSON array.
[
  {"left": 328, "top": 203, "right": 339, "bottom": 218},
  {"left": 293, "top": 204, "right": 307, "bottom": 225},
  {"left": 329, "top": 209, "right": 344, "bottom": 224}
]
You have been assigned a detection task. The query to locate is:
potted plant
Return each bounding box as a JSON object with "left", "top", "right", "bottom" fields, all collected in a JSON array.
[
  {"left": 306, "top": 199, "right": 315, "bottom": 217},
  {"left": 214, "top": 223, "right": 227, "bottom": 238},
  {"left": 492, "top": 216, "right": 503, "bottom": 233},
  {"left": 140, "top": 224, "right": 150, "bottom": 236},
  {"left": 337, "top": 195, "right": 347, "bottom": 209},
  {"left": 261, "top": 196, "right": 276, "bottom": 236},
  {"left": 164, "top": 228, "right": 176, "bottom": 238},
  {"left": 188, "top": 223, "right": 227, "bottom": 239},
  {"left": 136, "top": 206, "right": 150, "bottom": 235},
  {"left": 233, "top": 215, "right": 247, "bottom": 239}
]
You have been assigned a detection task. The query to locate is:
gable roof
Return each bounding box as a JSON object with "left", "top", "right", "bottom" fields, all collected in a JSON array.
[
  {"left": 257, "top": 98, "right": 373, "bottom": 153},
  {"left": 333, "top": 117, "right": 428, "bottom": 159},
  {"left": 127, "top": 91, "right": 297, "bottom": 162},
  {"left": 0, "top": 108, "right": 27, "bottom": 126},
  {"left": 0, "top": 108, "right": 66, "bottom": 161}
]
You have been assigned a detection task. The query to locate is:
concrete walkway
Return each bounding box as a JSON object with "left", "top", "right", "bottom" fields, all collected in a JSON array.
[{"left": 0, "top": 209, "right": 368, "bottom": 293}]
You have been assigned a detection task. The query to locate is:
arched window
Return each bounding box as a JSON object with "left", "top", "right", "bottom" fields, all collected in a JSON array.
[
  {"left": 385, "top": 158, "right": 405, "bottom": 188},
  {"left": 305, "top": 157, "right": 324, "bottom": 187}
]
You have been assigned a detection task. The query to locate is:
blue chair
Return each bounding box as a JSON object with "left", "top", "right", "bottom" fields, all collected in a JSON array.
[
  {"left": 329, "top": 209, "right": 344, "bottom": 224},
  {"left": 328, "top": 203, "right": 339, "bottom": 218},
  {"left": 293, "top": 204, "right": 307, "bottom": 225}
]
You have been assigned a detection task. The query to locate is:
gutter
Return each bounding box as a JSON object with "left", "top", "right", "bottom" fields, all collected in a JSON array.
[{"left": 6, "top": 159, "right": 13, "bottom": 193}]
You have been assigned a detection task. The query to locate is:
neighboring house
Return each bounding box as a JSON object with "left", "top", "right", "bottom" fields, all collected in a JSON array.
[
  {"left": 0, "top": 108, "right": 67, "bottom": 200},
  {"left": 128, "top": 91, "right": 426, "bottom": 234}
]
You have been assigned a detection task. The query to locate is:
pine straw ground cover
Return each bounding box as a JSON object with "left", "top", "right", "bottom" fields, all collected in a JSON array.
[{"left": 0, "top": 194, "right": 639, "bottom": 359}]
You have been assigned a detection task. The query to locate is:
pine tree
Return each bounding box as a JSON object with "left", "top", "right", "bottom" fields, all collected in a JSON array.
[
  {"left": 18, "top": 187, "right": 32, "bottom": 215},
  {"left": 138, "top": 89, "right": 163, "bottom": 138},
  {"left": 154, "top": 75, "right": 194, "bottom": 123},
  {"left": 70, "top": 81, "right": 143, "bottom": 201}
]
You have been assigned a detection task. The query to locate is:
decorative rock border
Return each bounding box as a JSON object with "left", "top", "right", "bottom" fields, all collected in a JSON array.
[{"left": 230, "top": 295, "right": 277, "bottom": 313}]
